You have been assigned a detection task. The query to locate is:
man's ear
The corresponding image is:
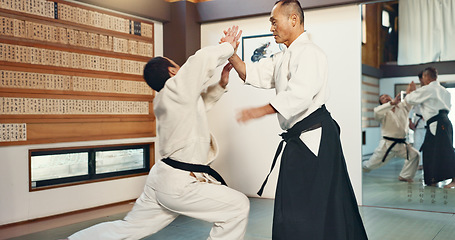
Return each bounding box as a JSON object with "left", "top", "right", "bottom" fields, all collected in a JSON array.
[
  {"left": 291, "top": 14, "right": 297, "bottom": 27},
  {"left": 168, "top": 67, "right": 177, "bottom": 77}
]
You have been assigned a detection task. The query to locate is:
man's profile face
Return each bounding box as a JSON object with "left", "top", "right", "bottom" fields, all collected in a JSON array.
[
  {"left": 421, "top": 72, "right": 433, "bottom": 86},
  {"left": 379, "top": 94, "right": 392, "bottom": 104},
  {"left": 269, "top": 3, "right": 293, "bottom": 47}
]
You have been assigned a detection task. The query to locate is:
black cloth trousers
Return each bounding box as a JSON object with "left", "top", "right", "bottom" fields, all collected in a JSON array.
[
  {"left": 421, "top": 110, "right": 455, "bottom": 185},
  {"left": 264, "top": 105, "right": 368, "bottom": 240}
]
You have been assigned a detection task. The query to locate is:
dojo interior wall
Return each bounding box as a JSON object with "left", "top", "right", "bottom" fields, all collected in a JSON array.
[
  {"left": 0, "top": 3, "right": 364, "bottom": 226},
  {"left": 201, "top": 5, "right": 363, "bottom": 202},
  {"left": 0, "top": 18, "right": 164, "bottom": 226}
]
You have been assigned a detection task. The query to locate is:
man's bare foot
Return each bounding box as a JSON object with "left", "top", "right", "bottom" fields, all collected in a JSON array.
[
  {"left": 444, "top": 182, "right": 455, "bottom": 188},
  {"left": 398, "top": 176, "right": 413, "bottom": 182}
]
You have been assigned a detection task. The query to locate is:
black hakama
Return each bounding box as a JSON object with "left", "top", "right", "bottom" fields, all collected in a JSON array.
[
  {"left": 259, "top": 105, "right": 368, "bottom": 240},
  {"left": 421, "top": 110, "right": 455, "bottom": 185}
]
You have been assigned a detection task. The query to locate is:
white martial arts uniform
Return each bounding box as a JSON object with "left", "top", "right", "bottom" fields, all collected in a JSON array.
[
  {"left": 405, "top": 80, "right": 455, "bottom": 185},
  {"left": 246, "top": 32, "right": 329, "bottom": 154},
  {"left": 409, "top": 105, "right": 426, "bottom": 165},
  {"left": 362, "top": 101, "right": 420, "bottom": 179},
  {"left": 69, "top": 43, "right": 249, "bottom": 240},
  {"left": 405, "top": 81, "right": 451, "bottom": 136},
  {"left": 245, "top": 32, "right": 368, "bottom": 239}
]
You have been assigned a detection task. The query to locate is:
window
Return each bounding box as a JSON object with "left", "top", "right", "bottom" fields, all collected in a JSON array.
[
  {"left": 361, "top": 4, "right": 367, "bottom": 44},
  {"left": 30, "top": 143, "right": 153, "bottom": 191},
  {"left": 382, "top": 10, "right": 390, "bottom": 28}
]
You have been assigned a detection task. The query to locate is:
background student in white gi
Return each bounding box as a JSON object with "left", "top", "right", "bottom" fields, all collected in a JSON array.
[
  {"left": 405, "top": 67, "right": 455, "bottom": 188},
  {"left": 65, "top": 26, "right": 250, "bottom": 240},
  {"left": 408, "top": 71, "right": 426, "bottom": 170},
  {"left": 225, "top": 0, "right": 368, "bottom": 239},
  {"left": 362, "top": 92, "right": 420, "bottom": 182}
]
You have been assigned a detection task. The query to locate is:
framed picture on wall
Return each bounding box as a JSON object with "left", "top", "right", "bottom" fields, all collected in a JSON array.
[
  {"left": 241, "top": 34, "right": 285, "bottom": 63},
  {"left": 394, "top": 83, "right": 421, "bottom": 99}
]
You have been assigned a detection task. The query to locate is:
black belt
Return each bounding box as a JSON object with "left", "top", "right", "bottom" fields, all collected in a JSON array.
[
  {"left": 421, "top": 110, "right": 450, "bottom": 151},
  {"left": 381, "top": 136, "right": 407, "bottom": 162},
  {"left": 257, "top": 105, "right": 329, "bottom": 196},
  {"left": 426, "top": 109, "right": 449, "bottom": 126},
  {"left": 161, "top": 158, "right": 227, "bottom": 186},
  {"left": 415, "top": 114, "right": 423, "bottom": 128}
]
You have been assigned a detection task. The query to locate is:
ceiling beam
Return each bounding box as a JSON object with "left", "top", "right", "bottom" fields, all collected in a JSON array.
[
  {"left": 74, "top": 0, "right": 172, "bottom": 22},
  {"left": 196, "top": 0, "right": 382, "bottom": 23}
]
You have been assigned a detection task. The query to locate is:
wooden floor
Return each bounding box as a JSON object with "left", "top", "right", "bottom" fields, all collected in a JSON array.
[
  {"left": 363, "top": 157, "right": 455, "bottom": 213},
  {"left": 0, "top": 201, "right": 135, "bottom": 240},
  {"left": 1, "top": 197, "right": 455, "bottom": 240},
  {"left": 2, "top": 159, "right": 455, "bottom": 239}
]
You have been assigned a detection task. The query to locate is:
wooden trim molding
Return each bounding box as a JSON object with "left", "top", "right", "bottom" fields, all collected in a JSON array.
[
  {"left": 362, "top": 64, "right": 383, "bottom": 78},
  {"left": 196, "top": 0, "right": 381, "bottom": 23},
  {"left": 381, "top": 61, "right": 455, "bottom": 78}
]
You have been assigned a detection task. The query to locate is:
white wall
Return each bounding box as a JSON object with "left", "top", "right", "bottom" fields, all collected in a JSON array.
[
  {"left": 0, "top": 4, "right": 365, "bottom": 225},
  {"left": 0, "top": 21, "right": 163, "bottom": 226},
  {"left": 362, "top": 127, "right": 381, "bottom": 155},
  {"left": 201, "top": 5, "right": 364, "bottom": 202}
]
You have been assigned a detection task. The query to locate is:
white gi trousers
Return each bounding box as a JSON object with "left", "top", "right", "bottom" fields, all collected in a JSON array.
[
  {"left": 363, "top": 139, "right": 420, "bottom": 179},
  {"left": 68, "top": 172, "right": 249, "bottom": 240},
  {"left": 413, "top": 128, "right": 426, "bottom": 165}
]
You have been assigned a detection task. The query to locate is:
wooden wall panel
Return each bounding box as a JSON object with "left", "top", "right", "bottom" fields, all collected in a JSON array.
[
  {"left": 0, "top": 0, "right": 156, "bottom": 146},
  {"left": 361, "top": 3, "right": 381, "bottom": 68},
  {"left": 361, "top": 75, "right": 380, "bottom": 128},
  {"left": 22, "top": 121, "right": 156, "bottom": 145}
]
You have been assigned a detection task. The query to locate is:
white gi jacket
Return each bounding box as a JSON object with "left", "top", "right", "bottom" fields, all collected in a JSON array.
[
  {"left": 405, "top": 81, "right": 451, "bottom": 135},
  {"left": 149, "top": 43, "right": 234, "bottom": 195},
  {"left": 245, "top": 32, "right": 329, "bottom": 130},
  {"left": 374, "top": 101, "right": 411, "bottom": 138},
  {"left": 409, "top": 105, "right": 426, "bottom": 129}
]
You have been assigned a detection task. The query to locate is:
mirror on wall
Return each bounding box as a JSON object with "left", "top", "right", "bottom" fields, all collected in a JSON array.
[{"left": 361, "top": 0, "right": 455, "bottom": 213}]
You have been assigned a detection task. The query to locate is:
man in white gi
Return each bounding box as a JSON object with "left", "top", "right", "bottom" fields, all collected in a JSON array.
[
  {"left": 226, "top": 1, "right": 368, "bottom": 239},
  {"left": 362, "top": 93, "right": 420, "bottom": 182},
  {"left": 65, "top": 26, "right": 250, "bottom": 240},
  {"left": 405, "top": 67, "right": 455, "bottom": 188},
  {"left": 408, "top": 71, "right": 426, "bottom": 170}
]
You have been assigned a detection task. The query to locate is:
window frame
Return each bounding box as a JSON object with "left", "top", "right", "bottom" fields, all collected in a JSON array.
[{"left": 29, "top": 143, "right": 154, "bottom": 191}]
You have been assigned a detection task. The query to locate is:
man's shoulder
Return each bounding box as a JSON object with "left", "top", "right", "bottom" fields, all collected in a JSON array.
[{"left": 291, "top": 42, "right": 327, "bottom": 63}]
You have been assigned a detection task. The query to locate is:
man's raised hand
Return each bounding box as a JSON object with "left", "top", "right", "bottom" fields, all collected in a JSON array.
[{"left": 220, "top": 26, "right": 242, "bottom": 50}]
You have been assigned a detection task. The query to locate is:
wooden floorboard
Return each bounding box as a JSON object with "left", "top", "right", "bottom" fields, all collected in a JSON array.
[{"left": 0, "top": 200, "right": 135, "bottom": 239}]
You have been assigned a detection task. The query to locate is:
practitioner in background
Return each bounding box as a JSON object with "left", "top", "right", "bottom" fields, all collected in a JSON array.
[
  {"left": 405, "top": 67, "right": 455, "bottom": 188},
  {"left": 226, "top": 1, "right": 368, "bottom": 239},
  {"left": 65, "top": 26, "right": 250, "bottom": 240},
  {"left": 408, "top": 71, "right": 426, "bottom": 170},
  {"left": 362, "top": 92, "right": 420, "bottom": 182}
]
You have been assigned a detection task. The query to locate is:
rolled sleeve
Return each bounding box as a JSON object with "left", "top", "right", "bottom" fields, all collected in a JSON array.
[
  {"left": 167, "top": 43, "right": 234, "bottom": 103},
  {"left": 404, "top": 86, "right": 433, "bottom": 106},
  {"left": 374, "top": 102, "right": 393, "bottom": 121},
  {"left": 201, "top": 83, "right": 227, "bottom": 111},
  {"left": 245, "top": 53, "right": 282, "bottom": 89}
]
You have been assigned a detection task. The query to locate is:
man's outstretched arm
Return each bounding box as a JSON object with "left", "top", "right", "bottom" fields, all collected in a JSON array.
[{"left": 228, "top": 53, "right": 246, "bottom": 81}]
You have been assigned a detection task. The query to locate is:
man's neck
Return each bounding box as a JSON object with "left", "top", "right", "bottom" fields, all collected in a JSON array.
[{"left": 285, "top": 29, "right": 305, "bottom": 47}]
